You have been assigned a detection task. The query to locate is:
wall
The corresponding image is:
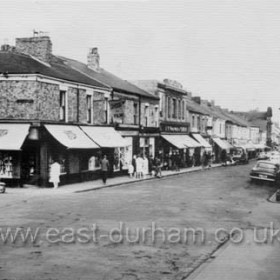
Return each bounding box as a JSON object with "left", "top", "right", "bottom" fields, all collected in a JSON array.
[{"left": 0, "top": 80, "right": 60, "bottom": 121}]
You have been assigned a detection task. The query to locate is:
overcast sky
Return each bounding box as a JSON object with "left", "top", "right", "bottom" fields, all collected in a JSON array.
[{"left": 1, "top": 0, "right": 280, "bottom": 121}]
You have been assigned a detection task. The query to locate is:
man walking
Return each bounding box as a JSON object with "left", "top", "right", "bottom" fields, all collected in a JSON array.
[{"left": 101, "top": 155, "right": 110, "bottom": 184}]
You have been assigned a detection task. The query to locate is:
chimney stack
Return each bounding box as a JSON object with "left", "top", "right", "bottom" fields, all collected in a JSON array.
[
  {"left": 87, "top": 47, "right": 100, "bottom": 72},
  {"left": 192, "top": 96, "right": 201, "bottom": 104},
  {"left": 1, "top": 44, "right": 15, "bottom": 52},
  {"left": 15, "top": 36, "right": 52, "bottom": 64}
]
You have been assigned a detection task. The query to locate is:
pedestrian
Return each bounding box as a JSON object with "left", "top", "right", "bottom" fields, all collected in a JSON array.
[
  {"left": 154, "top": 157, "right": 162, "bottom": 178},
  {"left": 128, "top": 161, "right": 134, "bottom": 178},
  {"left": 221, "top": 149, "right": 227, "bottom": 166},
  {"left": 175, "top": 151, "right": 180, "bottom": 171},
  {"left": 136, "top": 154, "right": 143, "bottom": 179},
  {"left": 132, "top": 155, "right": 137, "bottom": 178},
  {"left": 49, "top": 158, "right": 61, "bottom": 189},
  {"left": 143, "top": 154, "right": 149, "bottom": 178},
  {"left": 101, "top": 155, "right": 110, "bottom": 184}
]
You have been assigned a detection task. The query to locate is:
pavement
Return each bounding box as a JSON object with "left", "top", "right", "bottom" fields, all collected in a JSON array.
[
  {"left": 19, "top": 163, "right": 222, "bottom": 194},
  {"left": 187, "top": 229, "right": 280, "bottom": 280}
]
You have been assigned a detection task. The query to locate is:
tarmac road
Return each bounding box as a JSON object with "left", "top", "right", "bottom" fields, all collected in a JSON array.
[{"left": 0, "top": 162, "right": 280, "bottom": 280}]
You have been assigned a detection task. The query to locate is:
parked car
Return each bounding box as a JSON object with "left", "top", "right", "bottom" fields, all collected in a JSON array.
[
  {"left": 257, "top": 152, "right": 269, "bottom": 161},
  {"left": 0, "top": 182, "right": 5, "bottom": 193},
  {"left": 250, "top": 160, "right": 280, "bottom": 184},
  {"left": 232, "top": 147, "right": 249, "bottom": 164}
]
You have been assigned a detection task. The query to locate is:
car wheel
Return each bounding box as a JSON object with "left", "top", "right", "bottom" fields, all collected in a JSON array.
[{"left": 0, "top": 186, "right": 5, "bottom": 194}]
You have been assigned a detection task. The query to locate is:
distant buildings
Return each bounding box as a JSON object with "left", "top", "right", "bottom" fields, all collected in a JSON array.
[{"left": 0, "top": 33, "right": 278, "bottom": 187}]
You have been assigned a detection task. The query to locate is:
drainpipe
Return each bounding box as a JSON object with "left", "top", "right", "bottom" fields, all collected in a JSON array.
[
  {"left": 138, "top": 96, "right": 142, "bottom": 155},
  {"left": 77, "top": 85, "right": 80, "bottom": 123}
]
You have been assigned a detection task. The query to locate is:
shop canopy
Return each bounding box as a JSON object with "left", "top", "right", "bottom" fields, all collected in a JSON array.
[
  {"left": 0, "top": 123, "right": 30, "bottom": 150},
  {"left": 191, "top": 134, "right": 212, "bottom": 150},
  {"left": 80, "top": 126, "right": 129, "bottom": 148},
  {"left": 161, "top": 135, "right": 201, "bottom": 149},
  {"left": 45, "top": 125, "right": 99, "bottom": 149},
  {"left": 212, "top": 137, "right": 233, "bottom": 151}
]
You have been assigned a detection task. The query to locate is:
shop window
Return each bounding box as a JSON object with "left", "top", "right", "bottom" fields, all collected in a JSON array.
[
  {"left": 0, "top": 152, "right": 20, "bottom": 179},
  {"left": 59, "top": 91, "right": 66, "bottom": 121},
  {"left": 88, "top": 155, "right": 101, "bottom": 170},
  {"left": 133, "top": 103, "right": 138, "bottom": 125},
  {"left": 86, "top": 95, "right": 92, "bottom": 123}
]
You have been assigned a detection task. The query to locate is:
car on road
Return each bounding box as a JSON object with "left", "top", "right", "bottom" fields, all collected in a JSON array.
[
  {"left": 232, "top": 147, "right": 249, "bottom": 164},
  {"left": 257, "top": 152, "right": 269, "bottom": 161},
  {"left": 250, "top": 160, "right": 280, "bottom": 184}
]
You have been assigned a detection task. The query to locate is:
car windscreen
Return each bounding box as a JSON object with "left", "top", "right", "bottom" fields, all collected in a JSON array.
[{"left": 256, "top": 162, "right": 277, "bottom": 170}]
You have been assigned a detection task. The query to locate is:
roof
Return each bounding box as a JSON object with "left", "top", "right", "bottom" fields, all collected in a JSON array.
[
  {"left": 186, "top": 99, "right": 209, "bottom": 115},
  {"left": 0, "top": 51, "right": 110, "bottom": 90},
  {"left": 58, "top": 56, "right": 159, "bottom": 100}
]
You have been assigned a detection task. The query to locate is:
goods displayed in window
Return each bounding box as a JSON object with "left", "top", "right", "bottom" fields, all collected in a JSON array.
[{"left": 0, "top": 152, "right": 20, "bottom": 178}]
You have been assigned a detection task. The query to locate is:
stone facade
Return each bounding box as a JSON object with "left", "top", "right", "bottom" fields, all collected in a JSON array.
[
  {"left": 0, "top": 80, "right": 59, "bottom": 121},
  {"left": 0, "top": 79, "right": 108, "bottom": 124}
]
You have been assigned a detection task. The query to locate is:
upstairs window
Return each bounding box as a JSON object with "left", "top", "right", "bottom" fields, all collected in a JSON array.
[
  {"left": 86, "top": 95, "right": 92, "bottom": 123},
  {"left": 178, "top": 100, "right": 181, "bottom": 119},
  {"left": 182, "top": 101, "right": 185, "bottom": 120},
  {"left": 59, "top": 91, "right": 66, "bottom": 121},
  {"left": 133, "top": 103, "right": 138, "bottom": 125},
  {"left": 144, "top": 105, "right": 149, "bottom": 126},
  {"left": 104, "top": 98, "right": 108, "bottom": 124},
  {"left": 172, "top": 98, "right": 177, "bottom": 118},
  {"left": 167, "top": 97, "right": 171, "bottom": 119}
]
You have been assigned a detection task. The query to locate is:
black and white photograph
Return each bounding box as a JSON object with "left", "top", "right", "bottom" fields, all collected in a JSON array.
[{"left": 1, "top": 1, "right": 280, "bottom": 279}]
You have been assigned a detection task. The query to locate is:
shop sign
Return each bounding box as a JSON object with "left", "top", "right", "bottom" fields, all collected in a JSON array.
[
  {"left": 161, "top": 123, "right": 188, "bottom": 133},
  {"left": 0, "top": 129, "right": 8, "bottom": 137},
  {"left": 109, "top": 100, "right": 124, "bottom": 124},
  {"left": 63, "top": 130, "right": 77, "bottom": 140}
]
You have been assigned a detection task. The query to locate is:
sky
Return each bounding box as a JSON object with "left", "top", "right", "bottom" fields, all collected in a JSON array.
[{"left": 1, "top": 0, "right": 280, "bottom": 121}]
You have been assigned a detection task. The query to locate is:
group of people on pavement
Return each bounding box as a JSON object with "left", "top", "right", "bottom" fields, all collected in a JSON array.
[{"left": 128, "top": 154, "right": 162, "bottom": 179}]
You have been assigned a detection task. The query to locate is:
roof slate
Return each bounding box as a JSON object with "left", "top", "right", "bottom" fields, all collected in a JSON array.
[
  {"left": 0, "top": 51, "right": 110, "bottom": 89},
  {"left": 58, "top": 56, "right": 159, "bottom": 100}
]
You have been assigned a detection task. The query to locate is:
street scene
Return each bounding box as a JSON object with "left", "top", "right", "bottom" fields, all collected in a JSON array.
[
  {"left": 1, "top": 162, "right": 280, "bottom": 280},
  {"left": 1, "top": 1, "right": 280, "bottom": 279}
]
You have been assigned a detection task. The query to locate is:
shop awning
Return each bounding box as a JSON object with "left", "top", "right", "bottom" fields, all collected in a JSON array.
[
  {"left": 183, "top": 135, "right": 202, "bottom": 148},
  {"left": 212, "top": 137, "right": 233, "bottom": 151},
  {"left": 45, "top": 125, "right": 99, "bottom": 149},
  {"left": 192, "top": 134, "right": 212, "bottom": 149},
  {"left": 0, "top": 123, "right": 30, "bottom": 150},
  {"left": 162, "top": 135, "right": 201, "bottom": 149},
  {"left": 80, "top": 126, "right": 128, "bottom": 148},
  {"left": 162, "top": 135, "right": 188, "bottom": 149}
]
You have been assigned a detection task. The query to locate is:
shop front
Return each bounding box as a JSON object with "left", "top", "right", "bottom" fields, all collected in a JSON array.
[
  {"left": 80, "top": 126, "right": 131, "bottom": 175},
  {"left": 0, "top": 123, "right": 29, "bottom": 185},
  {"left": 211, "top": 137, "right": 233, "bottom": 163},
  {"left": 44, "top": 124, "right": 100, "bottom": 185},
  {"left": 191, "top": 133, "right": 213, "bottom": 153}
]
